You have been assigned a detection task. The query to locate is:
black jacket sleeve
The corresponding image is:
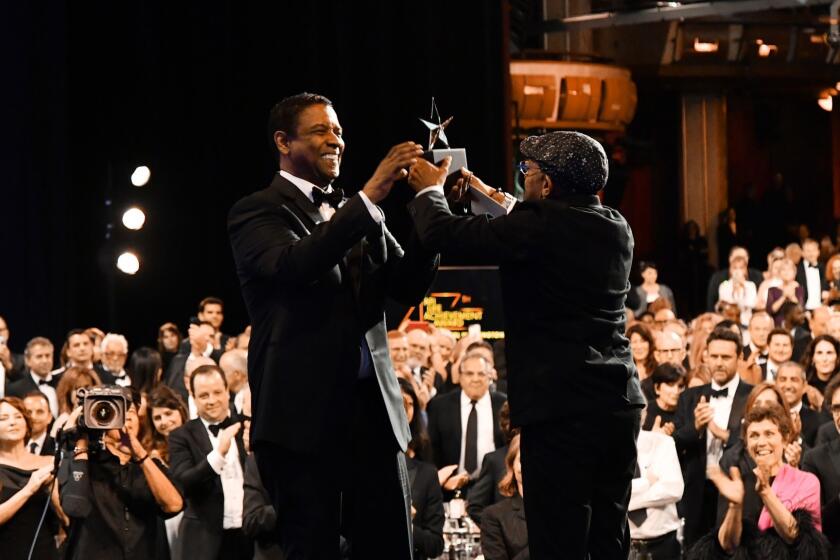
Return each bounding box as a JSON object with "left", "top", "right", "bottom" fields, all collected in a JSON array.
[
  {"left": 167, "top": 428, "right": 216, "bottom": 496},
  {"left": 242, "top": 454, "right": 276, "bottom": 539}
]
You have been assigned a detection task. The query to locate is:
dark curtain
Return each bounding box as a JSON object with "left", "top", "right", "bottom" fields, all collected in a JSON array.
[{"left": 1, "top": 0, "right": 508, "bottom": 351}]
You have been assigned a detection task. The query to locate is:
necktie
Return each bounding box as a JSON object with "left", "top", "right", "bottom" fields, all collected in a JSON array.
[
  {"left": 464, "top": 400, "right": 478, "bottom": 473},
  {"left": 30, "top": 442, "right": 38, "bottom": 454},
  {"left": 208, "top": 417, "right": 233, "bottom": 437},
  {"left": 710, "top": 387, "right": 729, "bottom": 399},
  {"left": 627, "top": 460, "right": 648, "bottom": 526},
  {"left": 312, "top": 186, "right": 344, "bottom": 208}
]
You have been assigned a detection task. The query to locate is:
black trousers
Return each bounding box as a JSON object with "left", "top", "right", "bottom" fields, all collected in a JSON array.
[
  {"left": 630, "top": 531, "right": 681, "bottom": 560},
  {"left": 520, "top": 408, "right": 642, "bottom": 560},
  {"left": 254, "top": 377, "right": 412, "bottom": 560}
]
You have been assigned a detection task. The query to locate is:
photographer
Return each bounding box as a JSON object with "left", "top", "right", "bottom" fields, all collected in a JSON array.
[{"left": 58, "top": 387, "right": 183, "bottom": 559}]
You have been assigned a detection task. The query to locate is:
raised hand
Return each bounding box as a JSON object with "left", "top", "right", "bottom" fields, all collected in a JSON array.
[
  {"left": 694, "top": 396, "right": 714, "bottom": 432},
  {"left": 24, "top": 465, "right": 54, "bottom": 496},
  {"left": 218, "top": 422, "right": 241, "bottom": 456},
  {"left": 707, "top": 465, "right": 745, "bottom": 506},
  {"left": 362, "top": 142, "right": 424, "bottom": 203}
]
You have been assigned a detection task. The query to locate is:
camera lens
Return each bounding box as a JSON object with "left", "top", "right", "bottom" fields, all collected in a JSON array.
[{"left": 90, "top": 401, "right": 118, "bottom": 427}]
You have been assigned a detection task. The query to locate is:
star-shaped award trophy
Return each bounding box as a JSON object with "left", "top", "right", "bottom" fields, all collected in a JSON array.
[
  {"left": 419, "top": 98, "right": 467, "bottom": 190},
  {"left": 418, "top": 98, "right": 516, "bottom": 217}
]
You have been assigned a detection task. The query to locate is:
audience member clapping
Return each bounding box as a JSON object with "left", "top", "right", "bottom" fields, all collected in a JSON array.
[{"left": 642, "top": 363, "right": 686, "bottom": 433}]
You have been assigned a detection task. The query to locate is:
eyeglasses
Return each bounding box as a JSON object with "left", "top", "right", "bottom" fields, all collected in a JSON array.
[{"left": 517, "top": 161, "right": 542, "bottom": 177}]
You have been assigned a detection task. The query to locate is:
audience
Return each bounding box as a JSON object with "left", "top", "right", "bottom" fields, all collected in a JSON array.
[
  {"left": 628, "top": 323, "right": 658, "bottom": 384},
  {"left": 480, "top": 434, "right": 528, "bottom": 560},
  {"left": 763, "top": 328, "right": 794, "bottom": 382},
  {"left": 717, "top": 255, "right": 757, "bottom": 326},
  {"left": 632, "top": 261, "right": 677, "bottom": 317},
  {"left": 803, "top": 334, "right": 840, "bottom": 395},
  {"left": 642, "top": 363, "right": 686, "bottom": 433},
  {"left": 22, "top": 392, "right": 55, "bottom": 457},
  {"left": 798, "top": 239, "right": 825, "bottom": 312},
  {"left": 766, "top": 258, "right": 804, "bottom": 327},
  {"left": 0, "top": 396, "right": 62, "bottom": 559},
  {"left": 99, "top": 333, "right": 131, "bottom": 386},
  {"left": 8, "top": 337, "right": 59, "bottom": 417}
]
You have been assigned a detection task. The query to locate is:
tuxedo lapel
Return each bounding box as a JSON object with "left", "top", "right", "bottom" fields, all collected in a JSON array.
[
  {"left": 829, "top": 439, "right": 840, "bottom": 479},
  {"left": 189, "top": 420, "right": 213, "bottom": 456},
  {"left": 727, "top": 383, "right": 750, "bottom": 436},
  {"left": 269, "top": 174, "right": 323, "bottom": 229}
]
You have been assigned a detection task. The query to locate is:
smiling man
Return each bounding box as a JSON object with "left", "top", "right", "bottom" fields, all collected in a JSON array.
[{"left": 228, "top": 92, "right": 438, "bottom": 560}]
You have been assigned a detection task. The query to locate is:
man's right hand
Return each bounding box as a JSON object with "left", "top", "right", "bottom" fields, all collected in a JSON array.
[
  {"left": 218, "top": 422, "right": 241, "bottom": 456},
  {"left": 694, "top": 396, "right": 714, "bottom": 432},
  {"left": 362, "top": 142, "right": 423, "bottom": 203}
]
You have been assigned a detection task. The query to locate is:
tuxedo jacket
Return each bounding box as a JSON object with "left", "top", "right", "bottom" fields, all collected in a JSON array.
[
  {"left": 802, "top": 438, "right": 840, "bottom": 551},
  {"left": 800, "top": 406, "right": 826, "bottom": 449},
  {"left": 480, "top": 495, "right": 529, "bottom": 560},
  {"left": 673, "top": 380, "right": 752, "bottom": 543},
  {"left": 409, "top": 190, "right": 644, "bottom": 430},
  {"left": 816, "top": 421, "right": 840, "bottom": 447},
  {"left": 467, "top": 444, "right": 508, "bottom": 525},
  {"left": 6, "top": 369, "right": 60, "bottom": 398},
  {"left": 228, "top": 174, "right": 438, "bottom": 453},
  {"left": 168, "top": 418, "right": 246, "bottom": 536},
  {"left": 426, "top": 389, "right": 507, "bottom": 470},
  {"left": 796, "top": 260, "right": 825, "bottom": 306}
]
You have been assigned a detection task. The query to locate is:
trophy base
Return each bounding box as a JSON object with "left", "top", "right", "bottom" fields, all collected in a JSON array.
[{"left": 423, "top": 148, "right": 468, "bottom": 190}]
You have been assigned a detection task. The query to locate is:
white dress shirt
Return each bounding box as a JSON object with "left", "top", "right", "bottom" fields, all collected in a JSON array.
[
  {"left": 804, "top": 261, "right": 822, "bottom": 310},
  {"left": 765, "top": 359, "right": 780, "bottom": 382},
  {"left": 200, "top": 417, "right": 244, "bottom": 529},
  {"left": 104, "top": 367, "right": 132, "bottom": 387},
  {"left": 706, "top": 375, "right": 740, "bottom": 474},
  {"left": 629, "top": 431, "right": 684, "bottom": 539},
  {"left": 279, "top": 170, "right": 383, "bottom": 223},
  {"left": 31, "top": 372, "right": 59, "bottom": 418},
  {"left": 459, "top": 391, "right": 495, "bottom": 475},
  {"left": 0, "top": 362, "right": 5, "bottom": 398}
]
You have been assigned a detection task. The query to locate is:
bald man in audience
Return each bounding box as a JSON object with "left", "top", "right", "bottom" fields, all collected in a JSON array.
[{"left": 220, "top": 349, "right": 249, "bottom": 416}]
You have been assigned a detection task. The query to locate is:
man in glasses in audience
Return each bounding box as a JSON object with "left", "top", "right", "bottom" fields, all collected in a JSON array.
[{"left": 406, "top": 131, "right": 644, "bottom": 560}]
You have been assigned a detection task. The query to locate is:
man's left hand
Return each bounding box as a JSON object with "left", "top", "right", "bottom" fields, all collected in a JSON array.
[{"left": 407, "top": 157, "right": 451, "bottom": 193}]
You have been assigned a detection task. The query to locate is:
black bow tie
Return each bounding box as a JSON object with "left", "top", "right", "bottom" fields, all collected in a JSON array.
[
  {"left": 37, "top": 379, "right": 50, "bottom": 386},
  {"left": 710, "top": 387, "right": 729, "bottom": 399},
  {"left": 312, "top": 186, "right": 343, "bottom": 209},
  {"left": 208, "top": 417, "right": 233, "bottom": 437}
]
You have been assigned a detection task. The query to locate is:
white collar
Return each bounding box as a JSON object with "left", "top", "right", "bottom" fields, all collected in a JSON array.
[
  {"left": 199, "top": 413, "right": 231, "bottom": 431},
  {"left": 30, "top": 371, "right": 51, "bottom": 384},
  {"left": 791, "top": 401, "right": 803, "bottom": 414},
  {"left": 279, "top": 170, "right": 333, "bottom": 204},
  {"left": 711, "top": 373, "right": 740, "bottom": 393},
  {"left": 460, "top": 390, "right": 490, "bottom": 407}
]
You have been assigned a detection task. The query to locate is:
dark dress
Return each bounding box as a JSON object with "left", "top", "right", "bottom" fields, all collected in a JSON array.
[
  {"left": 642, "top": 399, "right": 677, "bottom": 431},
  {"left": 0, "top": 464, "right": 60, "bottom": 560},
  {"left": 766, "top": 285, "right": 805, "bottom": 327}
]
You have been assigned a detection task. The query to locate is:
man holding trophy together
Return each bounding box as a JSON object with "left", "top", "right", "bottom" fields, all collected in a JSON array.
[{"left": 229, "top": 92, "right": 642, "bottom": 560}]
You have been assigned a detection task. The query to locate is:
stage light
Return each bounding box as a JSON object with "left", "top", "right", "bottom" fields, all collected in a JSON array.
[
  {"left": 818, "top": 93, "right": 833, "bottom": 112},
  {"left": 121, "top": 207, "right": 146, "bottom": 230},
  {"left": 693, "top": 39, "right": 719, "bottom": 53},
  {"left": 116, "top": 252, "right": 140, "bottom": 275},
  {"left": 131, "top": 165, "right": 151, "bottom": 187},
  {"left": 756, "top": 42, "right": 777, "bottom": 57}
]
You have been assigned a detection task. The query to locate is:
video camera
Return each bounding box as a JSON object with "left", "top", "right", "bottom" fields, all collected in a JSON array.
[{"left": 76, "top": 386, "right": 128, "bottom": 432}]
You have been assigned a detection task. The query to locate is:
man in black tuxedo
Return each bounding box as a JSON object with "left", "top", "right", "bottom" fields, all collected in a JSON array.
[
  {"left": 22, "top": 391, "right": 56, "bottom": 456},
  {"left": 407, "top": 131, "right": 645, "bottom": 559},
  {"left": 169, "top": 364, "right": 251, "bottom": 560},
  {"left": 228, "top": 92, "right": 438, "bottom": 560},
  {"left": 98, "top": 332, "right": 132, "bottom": 387},
  {"left": 775, "top": 361, "right": 822, "bottom": 448},
  {"left": 797, "top": 238, "right": 824, "bottom": 312},
  {"left": 801, "top": 376, "right": 840, "bottom": 559},
  {"left": 673, "top": 328, "right": 752, "bottom": 547},
  {"left": 427, "top": 353, "right": 507, "bottom": 493},
  {"left": 8, "top": 337, "right": 59, "bottom": 417}
]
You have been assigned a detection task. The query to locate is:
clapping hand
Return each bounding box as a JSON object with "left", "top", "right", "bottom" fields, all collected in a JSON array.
[
  {"left": 707, "top": 465, "right": 745, "bottom": 506},
  {"left": 650, "top": 415, "right": 675, "bottom": 436},
  {"left": 218, "top": 422, "right": 241, "bottom": 456},
  {"left": 754, "top": 465, "right": 772, "bottom": 496},
  {"left": 24, "top": 465, "right": 54, "bottom": 496},
  {"left": 694, "top": 396, "right": 714, "bottom": 432}
]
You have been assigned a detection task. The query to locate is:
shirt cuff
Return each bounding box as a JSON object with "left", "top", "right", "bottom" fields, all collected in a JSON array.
[
  {"left": 415, "top": 185, "right": 444, "bottom": 198},
  {"left": 357, "top": 191, "right": 384, "bottom": 223},
  {"left": 206, "top": 450, "right": 226, "bottom": 475}
]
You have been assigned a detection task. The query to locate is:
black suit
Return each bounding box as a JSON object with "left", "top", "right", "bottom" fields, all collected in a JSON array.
[
  {"left": 673, "top": 379, "right": 752, "bottom": 547},
  {"left": 426, "top": 389, "right": 507, "bottom": 471},
  {"left": 796, "top": 260, "right": 824, "bottom": 308},
  {"left": 168, "top": 418, "right": 251, "bottom": 560},
  {"left": 164, "top": 350, "right": 220, "bottom": 402},
  {"left": 409, "top": 188, "right": 644, "bottom": 559},
  {"left": 816, "top": 422, "right": 840, "bottom": 447},
  {"left": 228, "top": 173, "right": 437, "bottom": 559},
  {"left": 801, "top": 439, "right": 840, "bottom": 559},
  {"left": 406, "top": 457, "right": 444, "bottom": 560},
  {"left": 799, "top": 406, "right": 826, "bottom": 448},
  {"left": 480, "top": 495, "right": 530, "bottom": 560},
  {"left": 467, "top": 444, "right": 508, "bottom": 525},
  {"left": 242, "top": 454, "right": 284, "bottom": 560},
  {"left": 7, "top": 370, "right": 59, "bottom": 397}
]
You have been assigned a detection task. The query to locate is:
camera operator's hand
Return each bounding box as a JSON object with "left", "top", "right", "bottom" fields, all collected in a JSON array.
[
  {"left": 24, "top": 465, "right": 54, "bottom": 496},
  {"left": 51, "top": 406, "right": 84, "bottom": 438},
  {"left": 218, "top": 422, "right": 241, "bottom": 457}
]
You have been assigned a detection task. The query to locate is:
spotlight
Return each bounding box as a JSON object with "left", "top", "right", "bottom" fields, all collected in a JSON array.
[
  {"left": 818, "top": 92, "right": 833, "bottom": 112},
  {"left": 116, "top": 252, "right": 140, "bottom": 275},
  {"left": 131, "top": 166, "right": 151, "bottom": 187},
  {"left": 693, "top": 38, "right": 719, "bottom": 53},
  {"left": 121, "top": 207, "right": 146, "bottom": 231},
  {"left": 757, "top": 43, "right": 777, "bottom": 57}
]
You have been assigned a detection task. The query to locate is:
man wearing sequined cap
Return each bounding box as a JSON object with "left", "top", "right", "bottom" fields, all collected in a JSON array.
[{"left": 406, "top": 131, "right": 645, "bottom": 559}]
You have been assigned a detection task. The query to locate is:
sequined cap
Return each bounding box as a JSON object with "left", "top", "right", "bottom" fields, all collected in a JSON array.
[{"left": 519, "top": 131, "right": 608, "bottom": 194}]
